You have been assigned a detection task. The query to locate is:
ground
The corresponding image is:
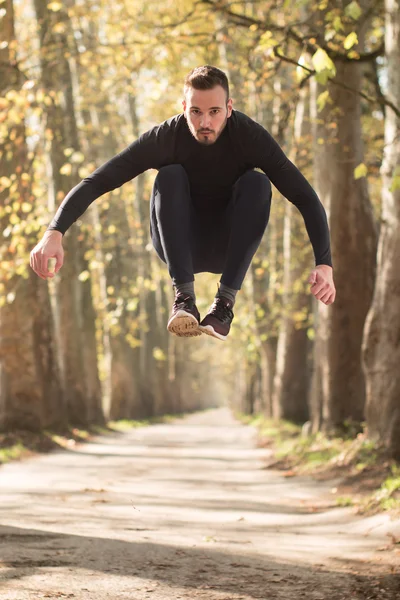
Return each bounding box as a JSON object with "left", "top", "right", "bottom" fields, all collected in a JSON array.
[{"left": 0, "top": 408, "right": 399, "bottom": 599}]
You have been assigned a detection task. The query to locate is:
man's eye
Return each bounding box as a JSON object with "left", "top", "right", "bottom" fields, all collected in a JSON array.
[{"left": 211, "top": 110, "right": 219, "bottom": 115}]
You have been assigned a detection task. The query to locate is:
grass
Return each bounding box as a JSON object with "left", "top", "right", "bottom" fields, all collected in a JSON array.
[
  {"left": 0, "top": 412, "right": 186, "bottom": 464},
  {"left": 363, "top": 465, "right": 400, "bottom": 514},
  {"left": 0, "top": 442, "right": 27, "bottom": 463},
  {"left": 109, "top": 412, "right": 185, "bottom": 431},
  {"left": 237, "top": 412, "right": 400, "bottom": 516}
]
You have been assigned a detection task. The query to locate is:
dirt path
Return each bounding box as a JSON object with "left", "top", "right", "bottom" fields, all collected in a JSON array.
[{"left": 0, "top": 408, "right": 399, "bottom": 600}]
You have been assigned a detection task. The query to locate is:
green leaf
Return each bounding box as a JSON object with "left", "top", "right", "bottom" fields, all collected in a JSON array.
[
  {"left": 389, "top": 167, "right": 400, "bottom": 192},
  {"left": 307, "top": 328, "right": 315, "bottom": 341},
  {"left": 315, "top": 71, "right": 330, "bottom": 85},
  {"left": 344, "top": 32, "right": 358, "bottom": 49},
  {"left": 317, "top": 90, "right": 332, "bottom": 112},
  {"left": 312, "top": 49, "right": 336, "bottom": 85},
  {"left": 312, "top": 48, "right": 336, "bottom": 73},
  {"left": 258, "top": 31, "right": 276, "bottom": 49},
  {"left": 333, "top": 15, "right": 344, "bottom": 32},
  {"left": 354, "top": 163, "right": 367, "bottom": 179},
  {"left": 345, "top": 1, "right": 362, "bottom": 20}
]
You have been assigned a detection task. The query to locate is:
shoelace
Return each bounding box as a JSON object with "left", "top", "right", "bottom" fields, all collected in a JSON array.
[
  {"left": 173, "top": 295, "right": 193, "bottom": 311},
  {"left": 210, "top": 297, "right": 233, "bottom": 322}
]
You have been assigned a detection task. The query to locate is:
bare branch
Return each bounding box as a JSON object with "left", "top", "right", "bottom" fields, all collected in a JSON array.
[
  {"left": 200, "top": 0, "right": 384, "bottom": 62},
  {"left": 274, "top": 46, "right": 400, "bottom": 118}
]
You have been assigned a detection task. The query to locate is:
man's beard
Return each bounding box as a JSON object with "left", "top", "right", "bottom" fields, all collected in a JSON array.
[{"left": 188, "top": 115, "right": 228, "bottom": 145}]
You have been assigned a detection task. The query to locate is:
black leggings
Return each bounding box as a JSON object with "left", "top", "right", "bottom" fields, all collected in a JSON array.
[{"left": 150, "top": 165, "right": 272, "bottom": 290}]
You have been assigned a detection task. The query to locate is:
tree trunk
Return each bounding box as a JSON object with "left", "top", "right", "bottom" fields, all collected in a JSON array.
[
  {"left": 33, "top": 0, "right": 103, "bottom": 426},
  {"left": 0, "top": 0, "right": 65, "bottom": 431},
  {"left": 310, "top": 43, "right": 378, "bottom": 432},
  {"left": 129, "top": 95, "right": 175, "bottom": 417},
  {"left": 363, "top": 0, "right": 400, "bottom": 459},
  {"left": 272, "top": 88, "right": 312, "bottom": 423}
]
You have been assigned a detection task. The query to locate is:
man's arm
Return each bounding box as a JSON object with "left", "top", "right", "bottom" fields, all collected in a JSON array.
[
  {"left": 48, "top": 126, "right": 167, "bottom": 234},
  {"left": 248, "top": 123, "right": 335, "bottom": 305},
  {"left": 30, "top": 121, "right": 172, "bottom": 278}
]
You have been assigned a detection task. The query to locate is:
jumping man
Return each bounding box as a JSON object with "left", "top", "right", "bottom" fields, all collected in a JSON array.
[{"left": 30, "top": 65, "right": 336, "bottom": 341}]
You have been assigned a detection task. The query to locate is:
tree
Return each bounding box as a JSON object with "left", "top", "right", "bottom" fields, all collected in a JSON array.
[
  {"left": 363, "top": 0, "right": 400, "bottom": 459},
  {"left": 33, "top": 0, "right": 103, "bottom": 426},
  {"left": 272, "top": 86, "right": 313, "bottom": 423},
  {"left": 0, "top": 0, "right": 65, "bottom": 431},
  {"left": 309, "top": 2, "right": 378, "bottom": 431}
]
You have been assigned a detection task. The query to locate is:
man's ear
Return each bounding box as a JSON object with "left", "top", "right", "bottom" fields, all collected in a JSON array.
[
  {"left": 227, "top": 98, "right": 233, "bottom": 118},
  {"left": 182, "top": 99, "right": 186, "bottom": 114}
]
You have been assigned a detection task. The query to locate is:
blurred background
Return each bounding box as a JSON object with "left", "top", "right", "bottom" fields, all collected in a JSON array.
[{"left": 0, "top": 0, "right": 399, "bottom": 458}]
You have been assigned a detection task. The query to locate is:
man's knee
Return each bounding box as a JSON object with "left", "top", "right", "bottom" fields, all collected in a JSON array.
[
  {"left": 236, "top": 170, "right": 271, "bottom": 199},
  {"left": 155, "top": 164, "right": 188, "bottom": 188}
]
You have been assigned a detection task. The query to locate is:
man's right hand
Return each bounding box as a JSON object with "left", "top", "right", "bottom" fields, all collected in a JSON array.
[{"left": 30, "top": 230, "right": 64, "bottom": 280}]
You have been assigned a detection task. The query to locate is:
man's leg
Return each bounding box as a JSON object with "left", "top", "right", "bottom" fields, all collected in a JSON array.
[
  {"left": 221, "top": 170, "right": 272, "bottom": 290},
  {"left": 150, "top": 165, "right": 201, "bottom": 337},
  {"left": 200, "top": 170, "right": 272, "bottom": 340},
  {"left": 151, "top": 164, "right": 195, "bottom": 287}
]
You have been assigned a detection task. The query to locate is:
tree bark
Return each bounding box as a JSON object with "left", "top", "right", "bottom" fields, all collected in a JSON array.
[
  {"left": 272, "top": 88, "right": 312, "bottom": 423},
  {"left": 0, "top": 0, "right": 65, "bottom": 432},
  {"left": 33, "top": 0, "right": 103, "bottom": 426},
  {"left": 363, "top": 0, "right": 400, "bottom": 459},
  {"left": 310, "top": 32, "right": 378, "bottom": 432}
]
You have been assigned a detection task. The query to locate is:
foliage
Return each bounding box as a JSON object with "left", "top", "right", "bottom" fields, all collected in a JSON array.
[{"left": 1, "top": 0, "right": 397, "bottom": 433}]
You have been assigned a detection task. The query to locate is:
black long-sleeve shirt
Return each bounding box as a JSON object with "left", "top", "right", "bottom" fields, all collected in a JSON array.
[{"left": 48, "top": 110, "right": 332, "bottom": 267}]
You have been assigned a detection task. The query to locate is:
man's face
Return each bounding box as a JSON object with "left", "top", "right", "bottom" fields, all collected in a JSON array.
[{"left": 183, "top": 85, "right": 233, "bottom": 145}]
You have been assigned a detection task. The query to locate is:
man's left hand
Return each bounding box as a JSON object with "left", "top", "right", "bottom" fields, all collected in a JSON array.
[{"left": 308, "top": 265, "right": 336, "bottom": 305}]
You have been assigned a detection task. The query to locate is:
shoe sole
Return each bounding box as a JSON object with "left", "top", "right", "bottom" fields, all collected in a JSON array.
[
  {"left": 167, "top": 310, "right": 201, "bottom": 337},
  {"left": 199, "top": 324, "right": 227, "bottom": 341}
]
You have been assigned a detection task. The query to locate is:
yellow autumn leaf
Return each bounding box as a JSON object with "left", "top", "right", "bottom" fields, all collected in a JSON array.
[
  {"left": 71, "top": 151, "right": 85, "bottom": 163},
  {"left": 345, "top": 0, "right": 362, "bottom": 20},
  {"left": 21, "top": 203, "right": 32, "bottom": 213},
  {"left": 354, "top": 163, "right": 367, "bottom": 179},
  {"left": 52, "top": 22, "right": 66, "bottom": 34},
  {"left": 78, "top": 270, "right": 90, "bottom": 282},
  {"left": 48, "top": 2, "right": 63, "bottom": 11},
  {"left": 59, "top": 163, "right": 72, "bottom": 175},
  {"left": 312, "top": 48, "right": 336, "bottom": 76},
  {"left": 317, "top": 90, "right": 332, "bottom": 112},
  {"left": 126, "top": 299, "right": 139, "bottom": 312},
  {"left": 0, "top": 176, "right": 11, "bottom": 188},
  {"left": 344, "top": 32, "right": 358, "bottom": 50},
  {"left": 153, "top": 347, "right": 166, "bottom": 361},
  {"left": 9, "top": 213, "right": 19, "bottom": 225},
  {"left": 78, "top": 166, "right": 91, "bottom": 179}
]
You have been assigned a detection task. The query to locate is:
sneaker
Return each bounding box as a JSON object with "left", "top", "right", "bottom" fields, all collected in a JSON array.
[
  {"left": 167, "top": 294, "right": 201, "bottom": 337},
  {"left": 199, "top": 296, "right": 234, "bottom": 341}
]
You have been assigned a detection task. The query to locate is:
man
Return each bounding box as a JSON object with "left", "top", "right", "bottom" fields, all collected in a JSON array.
[{"left": 30, "top": 65, "right": 336, "bottom": 341}]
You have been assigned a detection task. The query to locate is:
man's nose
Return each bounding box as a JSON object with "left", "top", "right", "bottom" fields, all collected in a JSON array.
[{"left": 200, "top": 114, "right": 211, "bottom": 128}]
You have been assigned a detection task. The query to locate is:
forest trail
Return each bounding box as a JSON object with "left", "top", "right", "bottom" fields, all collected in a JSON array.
[{"left": 0, "top": 408, "right": 399, "bottom": 600}]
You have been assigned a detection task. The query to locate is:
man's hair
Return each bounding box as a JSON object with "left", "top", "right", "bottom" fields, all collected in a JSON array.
[{"left": 184, "top": 65, "right": 230, "bottom": 101}]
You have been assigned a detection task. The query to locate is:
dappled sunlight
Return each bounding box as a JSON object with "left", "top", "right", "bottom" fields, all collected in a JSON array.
[{"left": 0, "top": 411, "right": 399, "bottom": 598}]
